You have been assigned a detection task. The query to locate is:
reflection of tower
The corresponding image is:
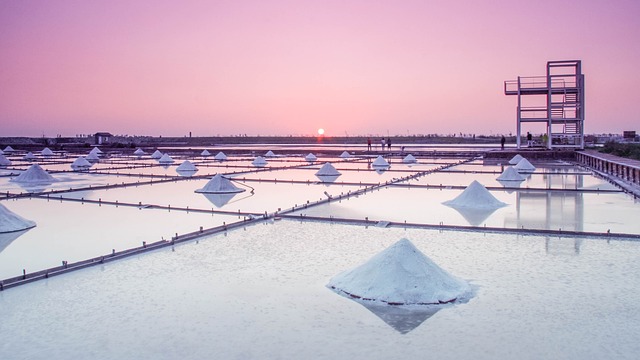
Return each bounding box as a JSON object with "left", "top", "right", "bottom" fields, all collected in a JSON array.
[
  {"left": 506, "top": 170, "right": 585, "bottom": 254},
  {"left": 507, "top": 171, "right": 584, "bottom": 231}
]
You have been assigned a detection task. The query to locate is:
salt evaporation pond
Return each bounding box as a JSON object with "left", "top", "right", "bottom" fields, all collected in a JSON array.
[{"left": 1, "top": 221, "right": 639, "bottom": 359}]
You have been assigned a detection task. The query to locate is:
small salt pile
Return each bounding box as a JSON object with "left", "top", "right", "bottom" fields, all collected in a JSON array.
[
  {"left": 150, "top": 150, "right": 163, "bottom": 159},
  {"left": 403, "top": 154, "right": 417, "bottom": 163},
  {"left": 252, "top": 156, "right": 268, "bottom": 167},
  {"left": 339, "top": 151, "right": 351, "bottom": 159},
  {"left": 372, "top": 155, "right": 390, "bottom": 167},
  {"left": 176, "top": 160, "right": 198, "bottom": 172},
  {"left": 214, "top": 151, "right": 227, "bottom": 161},
  {"left": 443, "top": 180, "right": 506, "bottom": 209},
  {"left": 514, "top": 158, "right": 536, "bottom": 172},
  {"left": 133, "top": 148, "right": 146, "bottom": 156},
  {"left": 496, "top": 166, "right": 525, "bottom": 181},
  {"left": 71, "top": 156, "right": 92, "bottom": 169},
  {"left": 10, "top": 164, "right": 56, "bottom": 183},
  {"left": 195, "top": 174, "right": 245, "bottom": 194},
  {"left": 265, "top": 150, "right": 276, "bottom": 157},
  {"left": 508, "top": 154, "right": 524, "bottom": 165},
  {"left": 0, "top": 154, "right": 11, "bottom": 166},
  {"left": 85, "top": 152, "right": 100, "bottom": 162},
  {"left": 0, "top": 203, "right": 36, "bottom": 233},
  {"left": 201, "top": 149, "right": 211, "bottom": 156},
  {"left": 41, "top": 148, "right": 54, "bottom": 156},
  {"left": 23, "top": 152, "right": 36, "bottom": 161},
  {"left": 315, "top": 162, "right": 341, "bottom": 176},
  {"left": 305, "top": 153, "right": 317, "bottom": 162},
  {"left": 328, "top": 238, "right": 470, "bottom": 305},
  {"left": 158, "top": 153, "right": 174, "bottom": 164}
]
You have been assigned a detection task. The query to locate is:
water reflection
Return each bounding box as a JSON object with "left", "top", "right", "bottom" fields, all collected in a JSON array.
[
  {"left": 201, "top": 193, "right": 239, "bottom": 208},
  {"left": 315, "top": 174, "right": 340, "bottom": 184},
  {"left": 0, "top": 229, "right": 32, "bottom": 253},
  {"left": 450, "top": 207, "right": 499, "bottom": 226},
  {"left": 359, "top": 301, "right": 442, "bottom": 334}
]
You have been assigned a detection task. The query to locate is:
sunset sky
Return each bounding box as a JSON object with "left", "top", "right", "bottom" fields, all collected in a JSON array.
[{"left": 1, "top": 0, "right": 639, "bottom": 137}]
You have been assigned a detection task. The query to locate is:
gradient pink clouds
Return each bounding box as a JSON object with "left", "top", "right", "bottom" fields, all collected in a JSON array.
[{"left": 1, "top": 0, "right": 639, "bottom": 137}]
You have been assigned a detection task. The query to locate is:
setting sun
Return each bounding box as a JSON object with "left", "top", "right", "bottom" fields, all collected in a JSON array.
[{"left": 317, "top": 128, "right": 325, "bottom": 135}]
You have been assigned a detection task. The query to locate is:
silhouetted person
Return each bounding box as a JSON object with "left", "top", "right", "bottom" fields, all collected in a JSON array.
[
  {"left": 367, "top": 137, "right": 372, "bottom": 151},
  {"left": 381, "top": 138, "right": 385, "bottom": 151},
  {"left": 387, "top": 137, "right": 391, "bottom": 151},
  {"left": 501, "top": 135, "right": 506, "bottom": 150},
  {"left": 527, "top": 132, "right": 533, "bottom": 147}
]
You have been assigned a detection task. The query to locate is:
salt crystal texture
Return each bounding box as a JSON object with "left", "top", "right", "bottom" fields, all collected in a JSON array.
[
  {"left": 328, "top": 238, "right": 470, "bottom": 305},
  {"left": 10, "top": 164, "right": 57, "bottom": 183},
  {"left": 0, "top": 203, "right": 36, "bottom": 233},
  {"left": 195, "top": 174, "right": 245, "bottom": 194},
  {"left": 443, "top": 180, "right": 506, "bottom": 209}
]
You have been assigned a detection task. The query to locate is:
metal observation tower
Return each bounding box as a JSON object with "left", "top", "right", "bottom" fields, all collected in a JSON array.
[{"left": 504, "top": 60, "right": 585, "bottom": 149}]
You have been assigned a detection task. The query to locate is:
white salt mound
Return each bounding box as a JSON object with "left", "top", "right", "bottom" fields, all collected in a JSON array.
[
  {"left": 0, "top": 154, "right": 11, "bottom": 166},
  {"left": 214, "top": 151, "right": 227, "bottom": 161},
  {"left": 496, "top": 166, "right": 525, "bottom": 181},
  {"left": 3, "top": 146, "right": 15, "bottom": 153},
  {"left": 23, "top": 152, "right": 36, "bottom": 161},
  {"left": 443, "top": 180, "right": 506, "bottom": 209},
  {"left": 508, "top": 154, "right": 524, "bottom": 165},
  {"left": 158, "top": 153, "right": 174, "bottom": 164},
  {"left": 305, "top": 153, "right": 317, "bottom": 161},
  {"left": 196, "top": 174, "right": 245, "bottom": 194},
  {"left": 372, "top": 155, "right": 389, "bottom": 167},
  {"left": 71, "top": 156, "right": 92, "bottom": 169},
  {"left": 41, "top": 148, "right": 54, "bottom": 156},
  {"left": 328, "top": 238, "right": 470, "bottom": 305},
  {"left": 133, "top": 148, "right": 146, "bottom": 156},
  {"left": 315, "top": 162, "right": 341, "bottom": 176},
  {"left": 252, "top": 156, "right": 268, "bottom": 166},
  {"left": 85, "top": 152, "right": 100, "bottom": 162},
  {"left": 10, "top": 164, "right": 56, "bottom": 183},
  {"left": 176, "top": 160, "right": 198, "bottom": 172},
  {"left": 151, "top": 150, "right": 163, "bottom": 159},
  {"left": 0, "top": 149, "right": 4, "bottom": 155},
  {"left": 514, "top": 158, "right": 536, "bottom": 172},
  {"left": 201, "top": 149, "right": 211, "bottom": 156},
  {"left": 339, "top": 151, "right": 351, "bottom": 159},
  {"left": 265, "top": 150, "right": 276, "bottom": 157},
  {"left": 403, "top": 154, "right": 417, "bottom": 163},
  {"left": 0, "top": 203, "right": 36, "bottom": 233}
]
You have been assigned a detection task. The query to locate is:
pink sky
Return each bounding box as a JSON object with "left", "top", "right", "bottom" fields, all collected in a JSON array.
[{"left": 1, "top": 0, "right": 639, "bottom": 137}]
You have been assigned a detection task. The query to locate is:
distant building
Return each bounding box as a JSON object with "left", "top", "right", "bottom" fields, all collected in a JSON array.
[
  {"left": 94, "top": 132, "right": 113, "bottom": 145},
  {"left": 623, "top": 131, "right": 637, "bottom": 141}
]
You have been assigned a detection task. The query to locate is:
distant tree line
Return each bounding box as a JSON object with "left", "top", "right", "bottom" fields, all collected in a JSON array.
[{"left": 599, "top": 141, "right": 640, "bottom": 161}]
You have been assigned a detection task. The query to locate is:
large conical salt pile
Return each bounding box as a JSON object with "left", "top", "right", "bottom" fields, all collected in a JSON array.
[
  {"left": 158, "top": 153, "right": 174, "bottom": 164},
  {"left": 0, "top": 149, "right": 4, "bottom": 155},
  {"left": 195, "top": 174, "right": 245, "bottom": 194},
  {"left": 41, "top": 148, "right": 54, "bottom": 156},
  {"left": 443, "top": 180, "right": 506, "bottom": 209},
  {"left": 85, "top": 152, "right": 100, "bottom": 162},
  {"left": 403, "top": 154, "right": 417, "bottom": 163},
  {"left": 71, "top": 156, "right": 92, "bottom": 169},
  {"left": 89, "top": 147, "right": 103, "bottom": 155},
  {"left": 328, "top": 238, "right": 470, "bottom": 305},
  {"left": 23, "top": 152, "right": 36, "bottom": 161},
  {"left": 150, "top": 150, "right": 163, "bottom": 159},
  {"left": 514, "top": 158, "right": 536, "bottom": 172},
  {"left": 496, "top": 166, "right": 525, "bottom": 181},
  {"left": 305, "top": 153, "right": 317, "bottom": 162},
  {"left": 508, "top": 154, "right": 524, "bottom": 165},
  {"left": 0, "top": 154, "right": 11, "bottom": 166},
  {"left": 252, "top": 156, "right": 268, "bottom": 166},
  {"left": 133, "top": 148, "right": 146, "bottom": 156},
  {"left": 372, "top": 155, "right": 390, "bottom": 167},
  {"left": 214, "top": 151, "right": 227, "bottom": 161},
  {"left": 0, "top": 202, "right": 37, "bottom": 233},
  {"left": 315, "top": 162, "right": 341, "bottom": 176},
  {"left": 3, "top": 146, "right": 15, "bottom": 153},
  {"left": 201, "top": 149, "right": 211, "bottom": 156},
  {"left": 10, "top": 164, "right": 57, "bottom": 183},
  {"left": 265, "top": 150, "right": 276, "bottom": 157},
  {"left": 176, "top": 160, "right": 198, "bottom": 172},
  {"left": 339, "top": 151, "right": 351, "bottom": 159}
]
